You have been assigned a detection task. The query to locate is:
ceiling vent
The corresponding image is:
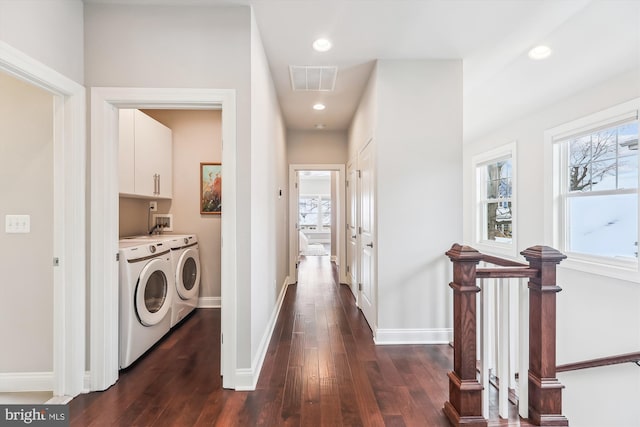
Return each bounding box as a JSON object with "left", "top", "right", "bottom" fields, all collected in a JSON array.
[{"left": 289, "top": 66, "right": 337, "bottom": 91}]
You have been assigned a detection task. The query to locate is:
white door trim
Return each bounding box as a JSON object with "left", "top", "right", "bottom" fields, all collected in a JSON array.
[
  {"left": 0, "top": 41, "right": 86, "bottom": 397},
  {"left": 90, "top": 87, "right": 237, "bottom": 390},
  {"left": 288, "top": 164, "right": 346, "bottom": 284}
]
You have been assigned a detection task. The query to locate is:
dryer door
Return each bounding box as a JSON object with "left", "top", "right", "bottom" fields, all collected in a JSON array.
[
  {"left": 176, "top": 248, "right": 201, "bottom": 300},
  {"left": 136, "top": 258, "right": 172, "bottom": 326}
]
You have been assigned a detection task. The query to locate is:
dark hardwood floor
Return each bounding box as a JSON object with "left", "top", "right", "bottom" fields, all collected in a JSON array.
[{"left": 69, "top": 255, "right": 531, "bottom": 426}]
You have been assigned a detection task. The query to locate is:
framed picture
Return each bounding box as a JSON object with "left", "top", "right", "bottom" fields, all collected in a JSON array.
[{"left": 201, "top": 162, "right": 222, "bottom": 214}]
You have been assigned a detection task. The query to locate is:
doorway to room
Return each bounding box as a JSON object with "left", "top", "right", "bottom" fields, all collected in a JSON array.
[
  {"left": 288, "top": 164, "right": 346, "bottom": 285},
  {"left": 298, "top": 170, "right": 333, "bottom": 258}
]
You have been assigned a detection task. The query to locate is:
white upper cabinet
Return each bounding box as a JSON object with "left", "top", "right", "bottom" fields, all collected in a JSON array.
[{"left": 119, "top": 109, "right": 173, "bottom": 199}]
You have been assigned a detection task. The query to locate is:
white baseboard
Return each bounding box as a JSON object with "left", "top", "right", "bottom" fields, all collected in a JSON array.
[
  {"left": 82, "top": 371, "right": 91, "bottom": 394},
  {"left": 45, "top": 395, "right": 73, "bottom": 405},
  {"left": 374, "top": 328, "right": 452, "bottom": 345},
  {"left": 0, "top": 372, "right": 53, "bottom": 392},
  {"left": 234, "top": 276, "right": 290, "bottom": 391},
  {"left": 198, "top": 296, "right": 221, "bottom": 308}
]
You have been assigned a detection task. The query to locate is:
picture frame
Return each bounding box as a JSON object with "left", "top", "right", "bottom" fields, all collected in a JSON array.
[{"left": 200, "top": 162, "right": 222, "bottom": 215}]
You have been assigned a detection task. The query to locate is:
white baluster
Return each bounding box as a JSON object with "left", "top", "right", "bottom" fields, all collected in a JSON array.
[
  {"left": 518, "top": 277, "right": 529, "bottom": 419},
  {"left": 498, "top": 278, "right": 509, "bottom": 418}
]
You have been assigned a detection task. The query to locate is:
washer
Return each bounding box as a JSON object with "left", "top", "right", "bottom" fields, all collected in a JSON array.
[
  {"left": 118, "top": 239, "right": 173, "bottom": 369},
  {"left": 165, "top": 234, "right": 201, "bottom": 327}
]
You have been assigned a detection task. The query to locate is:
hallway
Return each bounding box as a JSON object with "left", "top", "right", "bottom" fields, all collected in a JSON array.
[{"left": 69, "top": 256, "right": 527, "bottom": 426}]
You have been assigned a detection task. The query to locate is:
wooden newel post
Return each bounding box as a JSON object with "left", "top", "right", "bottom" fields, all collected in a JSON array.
[
  {"left": 444, "top": 244, "right": 487, "bottom": 427},
  {"left": 521, "top": 246, "right": 568, "bottom": 426}
]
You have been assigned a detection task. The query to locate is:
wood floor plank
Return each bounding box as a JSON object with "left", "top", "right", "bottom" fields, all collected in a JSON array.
[{"left": 69, "top": 256, "right": 532, "bottom": 426}]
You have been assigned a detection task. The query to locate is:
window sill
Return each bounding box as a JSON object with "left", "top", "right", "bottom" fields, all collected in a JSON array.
[{"left": 560, "top": 253, "right": 640, "bottom": 283}]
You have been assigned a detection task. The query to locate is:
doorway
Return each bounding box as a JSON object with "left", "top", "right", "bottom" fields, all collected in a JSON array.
[
  {"left": 90, "top": 88, "right": 237, "bottom": 391},
  {"left": 288, "top": 164, "right": 346, "bottom": 285},
  {"left": 298, "top": 170, "right": 333, "bottom": 258},
  {"left": 0, "top": 42, "right": 85, "bottom": 399}
]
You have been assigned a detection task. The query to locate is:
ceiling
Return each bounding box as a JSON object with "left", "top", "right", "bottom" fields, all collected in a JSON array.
[{"left": 84, "top": 0, "right": 640, "bottom": 141}]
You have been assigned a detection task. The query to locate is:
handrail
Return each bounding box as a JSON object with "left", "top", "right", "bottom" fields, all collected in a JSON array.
[
  {"left": 444, "top": 244, "right": 568, "bottom": 427},
  {"left": 480, "top": 253, "right": 529, "bottom": 267},
  {"left": 476, "top": 267, "right": 538, "bottom": 279},
  {"left": 557, "top": 352, "right": 640, "bottom": 373}
]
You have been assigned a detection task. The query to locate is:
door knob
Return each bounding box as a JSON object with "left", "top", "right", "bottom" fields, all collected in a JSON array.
[{"left": 366, "top": 242, "right": 374, "bottom": 248}]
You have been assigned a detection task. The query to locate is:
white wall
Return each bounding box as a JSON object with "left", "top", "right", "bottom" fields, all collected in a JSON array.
[
  {"left": 0, "top": 72, "right": 54, "bottom": 372},
  {"left": 0, "top": 0, "right": 84, "bottom": 84},
  {"left": 250, "top": 8, "right": 288, "bottom": 380},
  {"left": 375, "top": 60, "right": 461, "bottom": 335},
  {"left": 84, "top": 3, "right": 256, "bottom": 369},
  {"left": 463, "top": 68, "right": 640, "bottom": 427},
  {"left": 347, "top": 60, "right": 462, "bottom": 341},
  {"left": 287, "top": 130, "right": 348, "bottom": 165},
  {"left": 348, "top": 65, "right": 377, "bottom": 162},
  {"left": 299, "top": 176, "right": 331, "bottom": 195}
]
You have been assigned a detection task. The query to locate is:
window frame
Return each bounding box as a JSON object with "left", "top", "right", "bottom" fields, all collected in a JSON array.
[
  {"left": 472, "top": 142, "right": 518, "bottom": 258},
  {"left": 545, "top": 98, "right": 640, "bottom": 282}
]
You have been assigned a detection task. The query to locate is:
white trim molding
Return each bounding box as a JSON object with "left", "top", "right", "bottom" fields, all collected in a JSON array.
[
  {"left": 544, "top": 97, "right": 640, "bottom": 283},
  {"left": 374, "top": 328, "right": 452, "bottom": 345},
  {"left": 90, "top": 87, "right": 238, "bottom": 391},
  {"left": 234, "top": 277, "right": 290, "bottom": 391},
  {"left": 0, "top": 372, "right": 53, "bottom": 393},
  {"left": 198, "top": 297, "right": 222, "bottom": 308},
  {"left": 0, "top": 41, "right": 85, "bottom": 398}
]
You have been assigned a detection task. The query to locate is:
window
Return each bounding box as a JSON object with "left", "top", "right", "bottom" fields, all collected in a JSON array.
[
  {"left": 299, "top": 195, "right": 331, "bottom": 232},
  {"left": 473, "top": 143, "right": 517, "bottom": 256},
  {"left": 547, "top": 98, "right": 639, "bottom": 279}
]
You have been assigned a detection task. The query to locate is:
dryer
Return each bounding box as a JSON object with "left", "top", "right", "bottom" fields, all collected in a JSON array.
[
  {"left": 118, "top": 240, "right": 173, "bottom": 369},
  {"left": 165, "top": 234, "right": 201, "bottom": 327}
]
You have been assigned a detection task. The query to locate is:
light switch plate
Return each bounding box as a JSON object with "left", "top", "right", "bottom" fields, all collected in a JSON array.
[{"left": 5, "top": 214, "right": 30, "bottom": 233}]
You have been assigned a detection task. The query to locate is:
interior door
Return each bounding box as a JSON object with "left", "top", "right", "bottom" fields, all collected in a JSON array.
[
  {"left": 358, "top": 141, "right": 376, "bottom": 331},
  {"left": 346, "top": 162, "right": 359, "bottom": 299}
]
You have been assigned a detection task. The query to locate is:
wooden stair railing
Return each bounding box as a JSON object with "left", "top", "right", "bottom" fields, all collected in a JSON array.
[
  {"left": 557, "top": 352, "right": 640, "bottom": 373},
  {"left": 444, "top": 244, "right": 568, "bottom": 427}
]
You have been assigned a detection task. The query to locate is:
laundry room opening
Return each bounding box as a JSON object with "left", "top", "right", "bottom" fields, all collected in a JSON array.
[
  {"left": 117, "top": 109, "right": 222, "bottom": 369},
  {"left": 298, "top": 170, "right": 335, "bottom": 258}
]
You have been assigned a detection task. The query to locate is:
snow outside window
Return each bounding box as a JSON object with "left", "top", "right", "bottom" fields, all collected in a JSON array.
[
  {"left": 547, "top": 98, "right": 639, "bottom": 280},
  {"left": 473, "top": 142, "right": 517, "bottom": 257}
]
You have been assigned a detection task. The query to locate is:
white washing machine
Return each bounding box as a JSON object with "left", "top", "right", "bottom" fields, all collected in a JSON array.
[
  {"left": 118, "top": 239, "right": 174, "bottom": 369},
  {"left": 165, "top": 234, "right": 201, "bottom": 327}
]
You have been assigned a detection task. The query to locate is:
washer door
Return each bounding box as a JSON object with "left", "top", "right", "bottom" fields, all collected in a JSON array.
[
  {"left": 135, "top": 258, "right": 171, "bottom": 326},
  {"left": 176, "top": 248, "right": 201, "bottom": 300}
]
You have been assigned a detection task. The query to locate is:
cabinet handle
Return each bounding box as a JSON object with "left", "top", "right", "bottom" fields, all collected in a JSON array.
[
  {"left": 153, "top": 174, "right": 158, "bottom": 195},
  {"left": 366, "top": 242, "right": 374, "bottom": 248},
  {"left": 157, "top": 174, "right": 160, "bottom": 195}
]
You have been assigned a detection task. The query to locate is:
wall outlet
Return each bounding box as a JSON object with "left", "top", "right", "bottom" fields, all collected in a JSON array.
[
  {"left": 153, "top": 214, "right": 173, "bottom": 231},
  {"left": 149, "top": 201, "right": 158, "bottom": 212}
]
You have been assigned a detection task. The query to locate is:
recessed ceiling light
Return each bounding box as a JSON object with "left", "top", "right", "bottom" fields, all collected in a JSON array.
[
  {"left": 315, "top": 124, "right": 326, "bottom": 129},
  {"left": 528, "top": 45, "right": 552, "bottom": 60},
  {"left": 312, "top": 38, "right": 332, "bottom": 52},
  {"left": 313, "top": 103, "right": 326, "bottom": 111}
]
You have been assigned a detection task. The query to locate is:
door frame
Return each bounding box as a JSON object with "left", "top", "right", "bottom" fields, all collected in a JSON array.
[
  {"left": 288, "top": 164, "right": 346, "bottom": 284},
  {"left": 90, "top": 87, "right": 238, "bottom": 390},
  {"left": 0, "top": 42, "right": 86, "bottom": 398}
]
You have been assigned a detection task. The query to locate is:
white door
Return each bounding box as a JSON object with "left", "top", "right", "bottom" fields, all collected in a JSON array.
[
  {"left": 358, "top": 141, "right": 376, "bottom": 331},
  {"left": 346, "top": 162, "right": 359, "bottom": 299}
]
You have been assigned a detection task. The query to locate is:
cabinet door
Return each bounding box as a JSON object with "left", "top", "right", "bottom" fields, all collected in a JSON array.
[
  {"left": 134, "top": 110, "right": 172, "bottom": 198},
  {"left": 118, "top": 109, "right": 135, "bottom": 195},
  {"left": 156, "top": 121, "right": 172, "bottom": 198}
]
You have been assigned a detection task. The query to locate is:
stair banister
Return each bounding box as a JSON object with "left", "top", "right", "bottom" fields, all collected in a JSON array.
[{"left": 445, "top": 244, "right": 568, "bottom": 427}]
